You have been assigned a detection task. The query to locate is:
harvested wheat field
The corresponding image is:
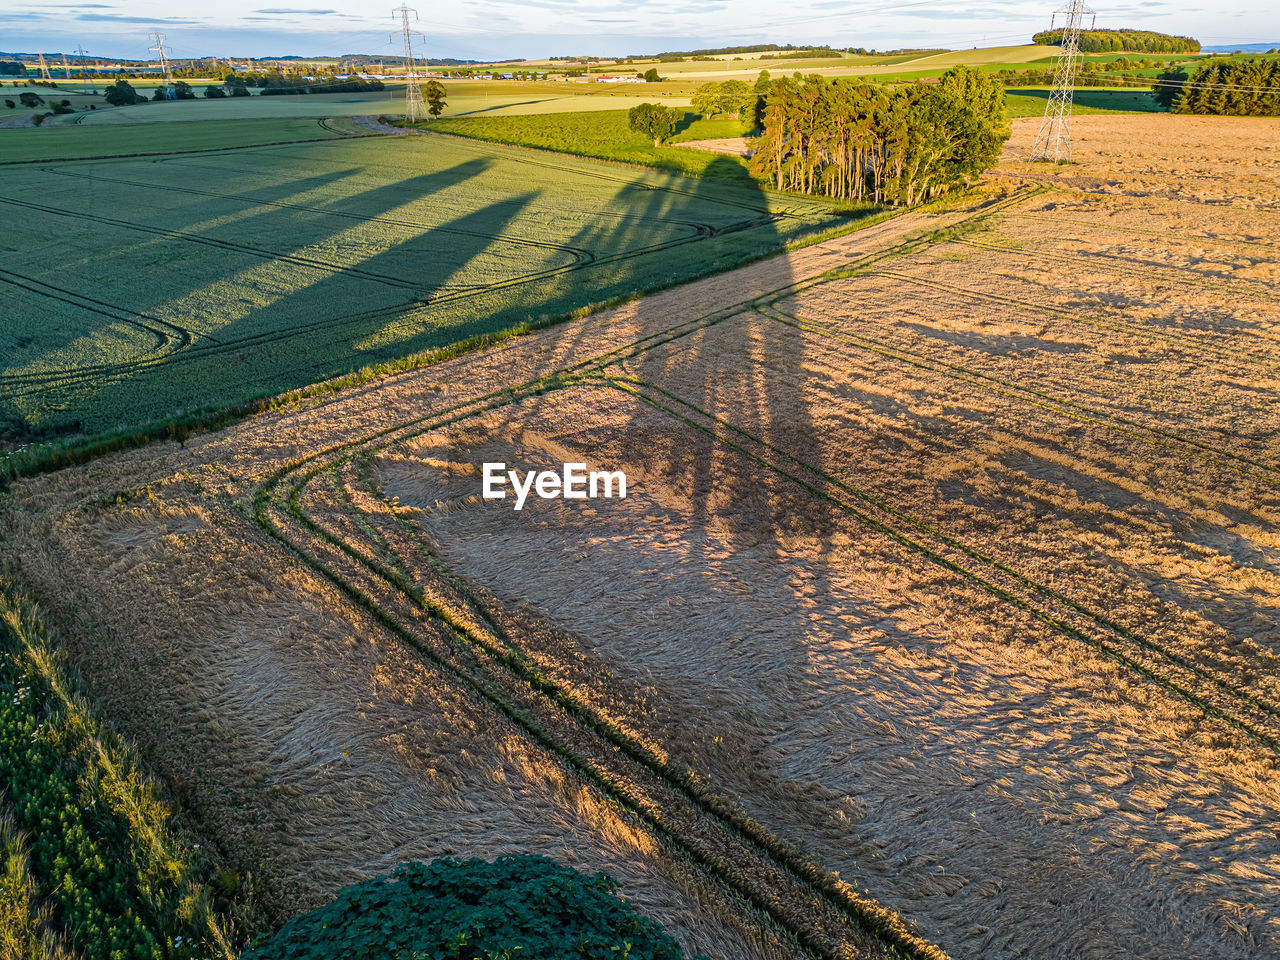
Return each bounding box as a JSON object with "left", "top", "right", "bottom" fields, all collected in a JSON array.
[{"left": 4, "top": 113, "right": 1279, "bottom": 960}]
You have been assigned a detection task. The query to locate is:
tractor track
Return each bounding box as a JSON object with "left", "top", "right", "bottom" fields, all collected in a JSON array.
[
  {"left": 856, "top": 269, "right": 1280, "bottom": 372},
  {"left": 235, "top": 178, "right": 1277, "bottom": 960},
  {"left": 953, "top": 235, "right": 1280, "bottom": 311},
  {"left": 0, "top": 268, "right": 194, "bottom": 384},
  {"left": 0, "top": 180, "right": 772, "bottom": 403},
  {"left": 253, "top": 380, "right": 945, "bottom": 960},
  {"left": 602, "top": 376, "right": 1280, "bottom": 756},
  {"left": 234, "top": 198, "right": 1040, "bottom": 960},
  {"left": 755, "top": 302, "right": 1280, "bottom": 486}
]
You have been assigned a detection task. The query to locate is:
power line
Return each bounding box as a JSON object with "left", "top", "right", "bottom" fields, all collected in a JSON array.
[
  {"left": 1031, "top": 0, "right": 1094, "bottom": 163},
  {"left": 1098, "top": 71, "right": 1280, "bottom": 94}
]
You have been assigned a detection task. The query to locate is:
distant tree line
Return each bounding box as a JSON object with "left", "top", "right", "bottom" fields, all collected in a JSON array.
[
  {"left": 1033, "top": 28, "right": 1200, "bottom": 53},
  {"left": 641, "top": 43, "right": 838, "bottom": 60},
  {"left": 1154, "top": 57, "right": 1280, "bottom": 114},
  {"left": 259, "top": 77, "right": 384, "bottom": 96},
  {"left": 750, "top": 67, "right": 1009, "bottom": 205}
]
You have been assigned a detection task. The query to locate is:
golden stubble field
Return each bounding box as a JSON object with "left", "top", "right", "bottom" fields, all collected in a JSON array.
[{"left": 3, "top": 114, "right": 1278, "bottom": 960}]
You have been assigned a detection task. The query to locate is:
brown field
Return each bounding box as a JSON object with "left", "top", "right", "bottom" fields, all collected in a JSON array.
[{"left": 4, "top": 114, "right": 1279, "bottom": 959}]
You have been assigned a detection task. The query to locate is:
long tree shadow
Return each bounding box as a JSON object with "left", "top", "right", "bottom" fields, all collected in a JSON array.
[{"left": 9, "top": 134, "right": 846, "bottom": 436}]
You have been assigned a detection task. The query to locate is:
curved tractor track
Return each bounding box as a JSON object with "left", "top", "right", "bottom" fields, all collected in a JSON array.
[
  {"left": 237, "top": 180, "right": 1279, "bottom": 960},
  {"left": 242, "top": 195, "right": 1044, "bottom": 960}
]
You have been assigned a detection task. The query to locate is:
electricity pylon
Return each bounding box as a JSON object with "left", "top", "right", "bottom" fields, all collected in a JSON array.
[
  {"left": 1031, "top": 0, "right": 1095, "bottom": 162},
  {"left": 76, "top": 45, "right": 96, "bottom": 93},
  {"left": 37, "top": 52, "right": 51, "bottom": 80},
  {"left": 150, "top": 31, "right": 173, "bottom": 83},
  {"left": 392, "top": 5, "right": 426, "bottom": 122}
]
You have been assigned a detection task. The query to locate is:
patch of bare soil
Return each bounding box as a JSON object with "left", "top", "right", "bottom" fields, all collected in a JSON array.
[
  {"left": 675, "top": 137, "right": 755, "bottom": 158},
  {"left": 5, "top": 116, "right": 1279, "bottom": 959}
]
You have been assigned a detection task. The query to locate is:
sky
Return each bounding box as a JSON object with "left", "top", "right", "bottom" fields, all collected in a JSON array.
[{"left": 1, "top": 0, "right": 1277, "bottom": 62}]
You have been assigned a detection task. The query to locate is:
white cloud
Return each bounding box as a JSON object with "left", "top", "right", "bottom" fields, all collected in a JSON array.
[{"left": 1, "top": 0, "right": 1276, "bottom": 60}]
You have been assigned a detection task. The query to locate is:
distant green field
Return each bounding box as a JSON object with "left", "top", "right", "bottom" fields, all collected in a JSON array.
[
  {"left": 0, "top": 131, "right": 849, "bottom": 437},
  {"left": 47, "top": 86, "right": 691, "bottom": 125},
  {"left": 0, "top": 116, "right": 361, "bottom": 163},
  {"left": 1005, "top": 87, "right": 1161, "bottom": 117},
  {"left": 427, "top": 110, "right": 757, "bottom": 180}
]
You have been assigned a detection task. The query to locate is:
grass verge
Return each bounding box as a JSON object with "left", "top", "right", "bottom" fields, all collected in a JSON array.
[{"left": 0, "top": 581, "right": 265, "bottom": 960}]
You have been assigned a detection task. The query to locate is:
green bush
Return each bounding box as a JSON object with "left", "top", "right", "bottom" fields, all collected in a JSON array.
[{"left": 243, "top": 856, "right": 701, "bottom": 960}]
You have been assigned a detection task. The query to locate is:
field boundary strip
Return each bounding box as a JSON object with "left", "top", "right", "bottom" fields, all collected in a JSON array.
[{"left": 385, "top": 126, "right": 836, "bottom": 223}]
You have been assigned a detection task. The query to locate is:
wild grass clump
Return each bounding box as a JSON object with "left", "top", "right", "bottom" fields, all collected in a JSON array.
[{"left": 0, "top": 581, "right": 262, "bottom": 960}]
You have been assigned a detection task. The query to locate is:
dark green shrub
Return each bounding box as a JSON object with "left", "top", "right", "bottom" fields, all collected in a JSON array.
[{"left": 243, "top": 856, "right": 700, "bottom": 960}]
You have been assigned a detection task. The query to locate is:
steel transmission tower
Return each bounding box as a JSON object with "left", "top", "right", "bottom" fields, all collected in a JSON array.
[
  {"left": 392, "top": 5, "right": 426, "bottom": 122},
  {"left": 1031, "top": 0, "right": 1096, "bottom": 162},
  {"left": 150, "top": 31, "right": 173, "bottom": 84},
  {"left": 76, "top": 45, "right": 96, "bottom": 93},
  {"left": 37, "top": 52, "right": 51, "bottom": 80}
]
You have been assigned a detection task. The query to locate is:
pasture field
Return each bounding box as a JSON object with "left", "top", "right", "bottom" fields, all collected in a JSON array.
[
  {"left": 0, "top": 126, "right": 848, "bottom": 441},
  {"left": 1004, "top": 86, "right": 1161, "bottom": 117},
  {"left": 4, "top": 113, "right": 1278, "bottom": 960},
  {"left": 426, "top": 110, "right": 757, "bottom": 179}
]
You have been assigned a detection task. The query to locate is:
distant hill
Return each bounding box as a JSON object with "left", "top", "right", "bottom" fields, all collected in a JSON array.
[{"left": 1032, "top": 28, "right": 1200, "bottom": 53}]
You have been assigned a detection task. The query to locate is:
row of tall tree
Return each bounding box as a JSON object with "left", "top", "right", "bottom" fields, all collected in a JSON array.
[
  {"left": 748, "top": 67, "right": 1009, "bottom": 206},
  {"left": 1032, "top": 28, "right": 1200, "bottom": 54},
  {"left": 1155, "top": 57, "right": 1280, "bottom": 115}
]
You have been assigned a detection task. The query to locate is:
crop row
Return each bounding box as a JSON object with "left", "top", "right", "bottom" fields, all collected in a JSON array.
[
  {"left": 955, "top": 234, "right": 1280, "bottom": 310},
  {"left": 870, "top": 267, "right": 1280, "bottom": 373}
]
